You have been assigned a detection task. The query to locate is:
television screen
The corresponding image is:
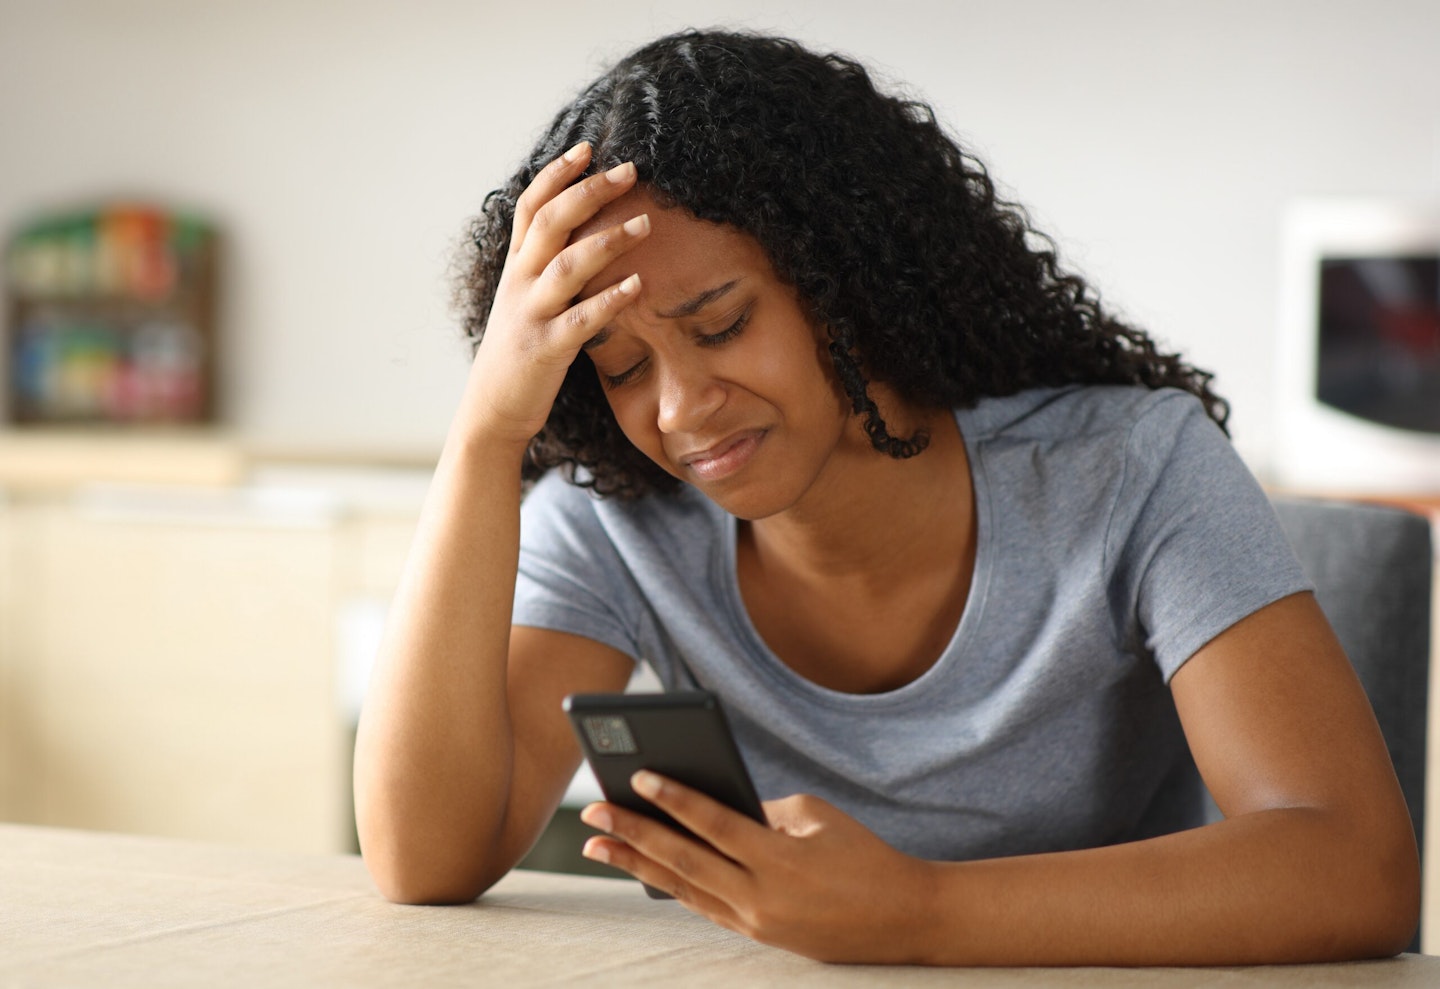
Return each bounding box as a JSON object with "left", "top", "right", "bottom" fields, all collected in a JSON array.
[{"left": 1316, "top": 255, "right": 1440, "bottom": 434}]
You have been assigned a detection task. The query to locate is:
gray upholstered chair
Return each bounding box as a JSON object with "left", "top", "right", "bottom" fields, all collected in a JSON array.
[{"left": 1270, "top": 495, "right": 1433, "bottom": 951}]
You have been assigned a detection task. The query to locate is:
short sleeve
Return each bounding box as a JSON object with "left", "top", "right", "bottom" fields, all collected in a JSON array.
[
  {"left": 513, "top": 472, "right": 643, "bottom": 664},
  {"left": 1105, "top": 392, "right": 1312, "bottom": 681}
]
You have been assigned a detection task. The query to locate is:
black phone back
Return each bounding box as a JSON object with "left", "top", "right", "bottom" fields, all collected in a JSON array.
[{"left": 563, "top": 691, "right": 766, "bottom": 839}]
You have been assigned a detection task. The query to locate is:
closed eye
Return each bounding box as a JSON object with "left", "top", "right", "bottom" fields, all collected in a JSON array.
[
  {"left": 600, "top": 308, "right": 752, "bottom": 389},
  {"left": 602, "top": 359, "right": 645, "bottom": 389},
  {"left": 697, "top": 307, "right": 751, "bottom": 347}
]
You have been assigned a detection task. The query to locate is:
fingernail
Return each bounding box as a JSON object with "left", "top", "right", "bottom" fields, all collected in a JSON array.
[
  {"left": 582, "top": 838, "right": 611, "bottom": 864},
  {"left": 632, "top": 770, "right": 661, "bottom": 799},
  {"left": 563, "top": 141, "right": 588, "bottom": 163},
  {"left": 616, "top": 274, "right": 640, "bottom": 296},
  {"left": 622, "top": 214, "right": 649, "bottom": 236},
  {"left": 580, "top": 804, "right": 613, "bottom": 832},
  {"left": 606, "top": 161, "right": 636, "bottom": 184}
]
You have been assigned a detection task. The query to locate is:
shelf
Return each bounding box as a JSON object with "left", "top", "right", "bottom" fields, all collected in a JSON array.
[
  {"left": 5, "top": 204, "right": 218, "bottom": 426},
  {"left": 0, "top": 429, "right": 246, "bottom": 489}
]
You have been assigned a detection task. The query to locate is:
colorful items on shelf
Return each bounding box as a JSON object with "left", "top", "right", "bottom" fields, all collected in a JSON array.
[
  {"left": 6, "top": 206, "right": 208, "bottom": 301},
  {"left": 11, "top": 316, "right": 204, "bottom": 422},
  {"left": 5, "top": 204, "right": 216, "bottom": 425}
]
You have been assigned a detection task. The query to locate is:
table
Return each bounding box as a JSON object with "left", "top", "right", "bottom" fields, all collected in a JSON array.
[{"left": 1, "top": 824, "right": 1435, "bottom": 987}]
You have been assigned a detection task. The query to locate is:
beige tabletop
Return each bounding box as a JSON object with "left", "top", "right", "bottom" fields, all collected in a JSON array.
[{"left": 0, "top": 822, "right": 1435, "bottom": 987}]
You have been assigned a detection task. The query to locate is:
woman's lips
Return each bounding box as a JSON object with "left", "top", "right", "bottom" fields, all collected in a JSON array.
[{"left": 680, "top": 430, "right": 766, "bottom": 482}]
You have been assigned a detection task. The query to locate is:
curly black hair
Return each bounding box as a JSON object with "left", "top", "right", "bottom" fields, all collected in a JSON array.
[{"left": 457, "top": 29, "right": 1228, "bottom": 499}]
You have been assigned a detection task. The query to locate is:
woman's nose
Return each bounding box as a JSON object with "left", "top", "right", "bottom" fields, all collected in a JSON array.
[{"left": 655, "top": 356, "right": 724, "bottom": 435}]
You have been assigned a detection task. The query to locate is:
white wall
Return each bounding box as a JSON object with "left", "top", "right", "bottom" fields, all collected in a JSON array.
[{"left": 2, "top": 0, "right": 1437, "bottom": 469}]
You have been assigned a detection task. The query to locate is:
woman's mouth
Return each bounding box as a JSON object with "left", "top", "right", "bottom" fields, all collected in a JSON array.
[{"left": 680, "top": 430, "right": 766, "bottom": 482}]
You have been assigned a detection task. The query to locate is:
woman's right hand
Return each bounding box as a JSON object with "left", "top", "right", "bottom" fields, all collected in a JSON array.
[{"left": 460, "top": 141, "right": 650, "bottom": 448}]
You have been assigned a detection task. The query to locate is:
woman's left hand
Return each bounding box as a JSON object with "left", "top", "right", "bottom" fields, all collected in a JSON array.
[{"left": 579, "top": 772, "right": 937, "bottom": 964}]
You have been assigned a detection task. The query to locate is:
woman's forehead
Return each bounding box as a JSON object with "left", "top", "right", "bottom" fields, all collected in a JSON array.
[
  {"left": 574, "top": 187, "right": 773, "bottom": 305},
  {"left": 572, "top": 185, "right": 724, "bottom": 246}
]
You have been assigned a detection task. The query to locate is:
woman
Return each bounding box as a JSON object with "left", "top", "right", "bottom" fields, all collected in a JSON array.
[{"left": 353, "top": 29, "right": 1419, "bottom": 965}]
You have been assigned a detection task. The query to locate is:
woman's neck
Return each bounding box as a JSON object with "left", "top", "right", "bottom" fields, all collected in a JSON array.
[
  {"left": 743, "top": 405, "right": 974, "bottom": 592},
  {"left": 733, "top": 403, "right": 978, "bottom": 693}
]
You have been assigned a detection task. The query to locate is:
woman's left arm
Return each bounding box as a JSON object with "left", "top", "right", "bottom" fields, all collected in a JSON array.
[
  {"left": 579, "top": 591, "right": 1420, "bottom": 965},
  {"left": 1158, "top": 588, "right": 1419, "bottom": 961}
]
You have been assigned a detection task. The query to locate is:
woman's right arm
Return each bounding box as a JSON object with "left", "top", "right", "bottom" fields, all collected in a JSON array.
[{"left": 353, "top": 143, "right": 649, "bottom": 904}]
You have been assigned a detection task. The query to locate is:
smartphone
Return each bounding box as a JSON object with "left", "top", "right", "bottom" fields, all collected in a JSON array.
[{"left": 562, "top": 690, "right": 766, "bottom": 898}]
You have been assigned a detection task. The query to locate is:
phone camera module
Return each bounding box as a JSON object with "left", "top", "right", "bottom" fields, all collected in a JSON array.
[{"left": 582, "top": 715, "right": 638, "bottom": 755}]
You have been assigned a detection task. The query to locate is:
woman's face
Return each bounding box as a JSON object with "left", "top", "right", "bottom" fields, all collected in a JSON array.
[{"left": 574, "top": 187, "right": 862, "bottom": 521}]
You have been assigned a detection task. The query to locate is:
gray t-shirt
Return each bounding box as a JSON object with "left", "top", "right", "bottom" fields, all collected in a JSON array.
[{"left": 514, "top": 385, "right": 1311, "bottom": 861}]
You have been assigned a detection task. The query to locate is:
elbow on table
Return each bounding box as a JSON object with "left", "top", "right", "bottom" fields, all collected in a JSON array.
[
  {"left": 353, "top": 795, "right": 515, "bottom": 905},
  {"left": 360, "top": 841, "right": 504, "bottom": 906},
  {"left": 1327, "top": 825, "right": 1421, "bottom": 960},
  {"left": 1363, "top": 864, "right": 1421, "bottom": 959},
  {"left": 371, "top": 871, "right": 488, "bottom": 907}
]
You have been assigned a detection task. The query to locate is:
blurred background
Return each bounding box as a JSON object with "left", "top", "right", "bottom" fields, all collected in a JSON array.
[
  {"left": 2, "top": 0, "right": 1437, "bottom": 462},
  {"left": 0, "top": 0, "right": 1437, "bottom": 926}
]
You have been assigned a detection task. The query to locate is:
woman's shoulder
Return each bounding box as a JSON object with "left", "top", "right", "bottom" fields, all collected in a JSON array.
[
  {"left": 959, "top": 386, "right": 1227, "bottom": 524},
  {"left": 522, "top": 468, "right": 723, "bottom": 546},
  {"left": 958, "top": 385, "right": 1205, "bottom": 444}
]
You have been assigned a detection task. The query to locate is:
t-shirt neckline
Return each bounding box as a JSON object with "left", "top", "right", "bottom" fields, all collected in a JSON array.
[{"left": 712, "top": 409, "right": 995, "bottom": 711}]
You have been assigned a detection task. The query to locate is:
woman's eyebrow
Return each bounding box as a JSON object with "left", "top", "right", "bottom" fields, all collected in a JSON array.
[
  {"left": 583, "top": 279, "right": 741, "bottom": 351},
  {"left": 656, "top": 279, "right": 739, "bottom": 319}
]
